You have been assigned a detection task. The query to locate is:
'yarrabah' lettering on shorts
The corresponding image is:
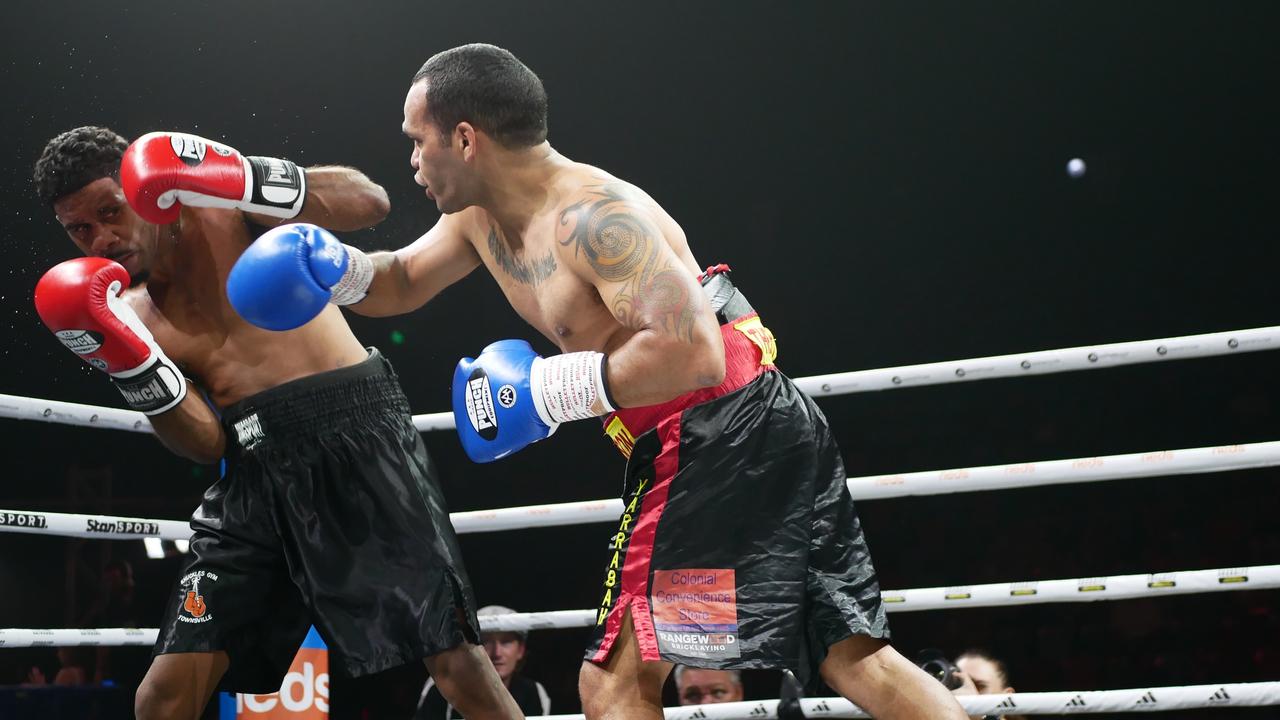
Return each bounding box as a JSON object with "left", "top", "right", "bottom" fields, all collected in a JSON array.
[{"left": 595, "top": 476, "right": 650, "bottom": 626}]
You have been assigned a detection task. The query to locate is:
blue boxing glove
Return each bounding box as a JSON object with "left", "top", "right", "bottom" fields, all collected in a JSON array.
[
  {"left": 453, "top": 340, "right": 617, "bottom": 463},
  {"left": 227, "top": 222, "right": 374, "bottom": 331}
]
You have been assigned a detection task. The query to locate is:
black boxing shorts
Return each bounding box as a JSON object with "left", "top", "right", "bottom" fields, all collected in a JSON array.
[
  {"left": 153, "top": 348, "right": 479, "bottom": 693},
  {"left": 585, "top": 271, "right": 888, "bottom": 681}
]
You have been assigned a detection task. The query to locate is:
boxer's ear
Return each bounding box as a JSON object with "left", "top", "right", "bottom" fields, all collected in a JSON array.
[{"left": 455, "top": 122, "right": 477, "bottom": 161}]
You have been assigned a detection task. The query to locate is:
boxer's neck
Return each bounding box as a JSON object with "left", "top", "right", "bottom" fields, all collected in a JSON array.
[{"left": 476, "top": 141, "right": 569, "bottom": 237}]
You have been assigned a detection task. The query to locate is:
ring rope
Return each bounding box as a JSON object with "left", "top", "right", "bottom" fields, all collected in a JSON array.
[
  {"left": 11, "top": 438, "right": 1270, "bottom": 543},
  {"left": 2, "top": 564, "right": 1274, "bottom": 648},
  {"left": 2, "top": 440, "right": 1273, "bottom": 542},
  {"left": 4, "top": 326, "right": 1276, "bottom": 434},
  {"left": 540, "top": 682, "right": 1280, "bottom": 719}
]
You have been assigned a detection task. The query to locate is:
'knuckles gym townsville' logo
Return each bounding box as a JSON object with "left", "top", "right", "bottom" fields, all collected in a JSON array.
[{"left": 177, "top": 570, "right": 217, "bottom": 624}]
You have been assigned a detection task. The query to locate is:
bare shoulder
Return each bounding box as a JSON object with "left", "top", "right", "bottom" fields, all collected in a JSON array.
[{"left": 554, "top": 166, "right": 689, "bottom": 267}]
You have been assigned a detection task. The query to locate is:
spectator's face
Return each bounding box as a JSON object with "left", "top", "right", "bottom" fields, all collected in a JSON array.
[
  {"left": 482, "top": 632, "right": 525, "bottom": 682},
  {"left": 677, "top": 669, "right": 743, "bottom": 705},
  {"left": 956, "top": 656, "right": 1011, "bottom": 695}
]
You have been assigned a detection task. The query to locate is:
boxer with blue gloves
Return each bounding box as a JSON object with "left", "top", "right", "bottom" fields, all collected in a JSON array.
[
  {"left": 230, "top": 43, "right": 965, "bottom": 720},
  {"left": 31, "top": 126, "right": 520, "bottom": 720}
]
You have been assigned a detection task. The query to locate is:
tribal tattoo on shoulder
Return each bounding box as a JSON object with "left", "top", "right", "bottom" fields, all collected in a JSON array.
[
  {"left": 488, "top": 225, "right": 557, "bottom": 286},
  {"left": 558, "top": 184, "right": 698, "bottom": 342}
]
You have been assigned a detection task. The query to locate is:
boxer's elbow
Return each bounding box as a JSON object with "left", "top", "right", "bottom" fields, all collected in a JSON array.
[
  {"left": 688, "top": 334, "right": 726, "bottom": 390},
  {"left": 665, "top": 329, "right": 724, "bottom": 393}
]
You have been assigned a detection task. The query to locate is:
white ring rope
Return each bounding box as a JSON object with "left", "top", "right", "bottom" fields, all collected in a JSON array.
[
  {"left": 0, "top": 509, "right": 187, "bottom": 541},
  {"left": 0, "top": 393, "right": 150, "bottom": 432},
  {"left": 2, "top": 440, "right": 1275, "bottom": 543},
  {"left": 0, "top": 628, "right": 158, "bottom": 647},
  {"left": 539, "top": 682, "right": 1280, "bottom": 719},
  {"left": 3, "top": 326, "right": 1276, "bottom": 434},
  {"left": 2, "top": 564, "right": 1274, "bottom": 648},
  {"left": 446, "top": 565, "right": 1280, "bottom": 629},
  {"left": 847, "top": 440, "right": 1280, "bottom": 501}
]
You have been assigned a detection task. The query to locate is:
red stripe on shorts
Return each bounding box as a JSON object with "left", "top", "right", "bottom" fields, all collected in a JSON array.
[{"left": 590, "top": 413, "right": 684, "bottom": 663}]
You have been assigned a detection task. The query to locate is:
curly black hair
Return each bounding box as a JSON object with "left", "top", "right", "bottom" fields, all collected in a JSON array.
[{"left": 33, "top": 126, "right": 129, "bottom": 206}]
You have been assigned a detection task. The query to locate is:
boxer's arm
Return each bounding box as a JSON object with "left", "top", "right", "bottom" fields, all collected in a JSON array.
[
  {"left": 147, "top": 389, "right": 226, "bottom": 465},
  {"left": 558, "top": 197, "right": 724, "bottom": 408},
  {"left": 244, "top": 165, "right": 390, "bottom": 232},
  {"left": 348, "top": 213, "right": 482, "bottom": 317}
]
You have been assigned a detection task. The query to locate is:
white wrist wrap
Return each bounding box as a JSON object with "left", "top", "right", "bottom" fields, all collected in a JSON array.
[
  {"left": 329, "top": 245, "right": 374, "bottom": 306},
  {"left": 533, "top": 351, "right": 616, "bottom": 424}
]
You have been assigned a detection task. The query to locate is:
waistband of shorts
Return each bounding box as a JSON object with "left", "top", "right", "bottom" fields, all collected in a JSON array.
[
  {"left": 220, "top": 347, "right": 410, "bottom": 449},
  {"left": 602, "top": 312, "right": 778, "bottom": 457}
]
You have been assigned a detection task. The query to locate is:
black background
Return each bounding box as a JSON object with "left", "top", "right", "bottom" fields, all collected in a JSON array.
[{"left": 1, "top": 1, "right": 1278, "bottom": 718}]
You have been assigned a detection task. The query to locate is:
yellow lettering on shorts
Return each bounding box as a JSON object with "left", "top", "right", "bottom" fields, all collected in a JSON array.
[
  {"left": 605, "top": 416, "right": 637, "bottom": 459},
  {"left": 734, "top": 316, "right": 778, "bottom": 365},
  {"left": 609, "top": 551, "right": 620, "bottom": 569}
]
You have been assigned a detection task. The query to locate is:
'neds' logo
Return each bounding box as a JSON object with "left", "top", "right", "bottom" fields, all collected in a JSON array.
[{"left": 238, "top": 661, "right": 330, "bottom": 715}]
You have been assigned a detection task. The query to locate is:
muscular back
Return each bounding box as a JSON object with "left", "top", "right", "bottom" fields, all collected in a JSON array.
[
  {"left": 461, "top": 164, "right": 704, "bottom": 356},
  {"left": 128, "top": 208, "right": 367, "bottom": 409}
]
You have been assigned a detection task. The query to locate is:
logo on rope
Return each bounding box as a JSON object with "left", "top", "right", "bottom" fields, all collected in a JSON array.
[
  {"left": 1209, "top": 688, "right": 1231, "bottom": 703},
  {"left": 1076, "top": 577, "right": 1107, "bottom": 593},
  {"left": 748, "top": 704, "right": 769, "bottom": 717},
  {"left": 85, "top": 518, "right": 160, "bottom": 535},
  {"left": 0, "top": 512, "right": 48, "bottom": 528},
  {"left": 178, "top": 570, "right": 217, "bottom": 623},
  {"left": 1135, "top": 691, "right": 1158, "bottom": 706},
  {"left": 995, "top": 697, "right": 1017, "bottom": 709},
  {"left": 1065, "top": 694, "right": 1088, "bottom": 708},
  {"left": 1217, "top": 568, "right": 1249, "bottom": 584},
  {"left": 1009, "top": 582, "right": 1038, "bottom": 596}
]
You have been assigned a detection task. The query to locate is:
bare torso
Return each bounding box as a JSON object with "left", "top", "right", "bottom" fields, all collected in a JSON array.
[
  {"left": 459, "top": 163, "right": 702, "bottom": 354},
  {"left": 125, "top": 208, "right": 367, "bottom": 409}
]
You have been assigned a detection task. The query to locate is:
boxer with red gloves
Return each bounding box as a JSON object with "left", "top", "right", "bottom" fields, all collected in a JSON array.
[
  {"left": 231, "top": 45, "right": 966, "bottom": 720},
  {"left": 31, "top": 126, "right": 520, "bottom": 720}
]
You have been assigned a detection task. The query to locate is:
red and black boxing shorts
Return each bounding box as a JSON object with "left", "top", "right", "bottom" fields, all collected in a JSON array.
[
  {"left": 585, "top": 269, "right": 889, "bottom": 682},
  {"left": 153, "top": 348, "right": 480, "bottom": 693}
]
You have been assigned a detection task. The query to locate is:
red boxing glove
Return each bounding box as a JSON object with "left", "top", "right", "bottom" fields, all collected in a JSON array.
[
  {"left": 34, "top": 257, "right": 187, "bottom": 415},
  {"left": 120, "top": 131, "right": 307, "bottom": 225}
]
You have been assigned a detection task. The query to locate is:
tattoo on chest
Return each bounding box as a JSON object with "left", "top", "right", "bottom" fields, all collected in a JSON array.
[
  {"left": 558, "top": 184, "right": 697, "bottom": 343},
  {"left": 488, "top": 226, "right": 557, "bottom": 286}
]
